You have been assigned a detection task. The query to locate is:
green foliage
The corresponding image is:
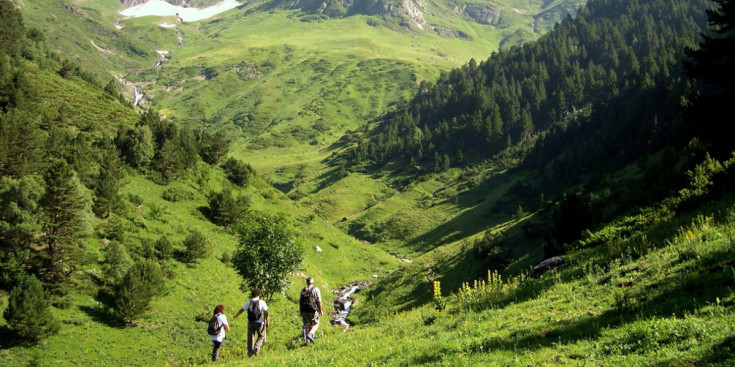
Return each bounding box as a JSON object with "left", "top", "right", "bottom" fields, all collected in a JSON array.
[
  {"left": 116, "top": 125, "right": 154, "bottom": 168},
  {"left": 182, "top": 229, "right": 210, "bottom": 264},
  {"left": 0, "top": 0, "right": 24, "bottom": 58},
  {"left": 113, "top": 259, "right": 166, "bottom": 323},
  {"left": 101, "top": 240, "right": 133, "bottom": 286},
  {"left": 3, "top": 274, "right": 60, "bottom": 342},
  {"left": 39, "top": 160, "right": 90, "bottom": 285},
  {"left": 207, "top": 185, "right": 251, "bottom": 227},
  {"left": 197, "top": 130, "right": 228, "bottom": 165},
  {"left": 221, "top": 157, "right": 255, "bottom": 187},
  {"left": 232, "top": 213, "right": 303, "bottom": 299},
  {"left": 93, "top": 146, "right": 125, "bottom": 218},
  {"left": 0, "top": 109, "right": 46, "bottom": 178},
  {"left": 161, "top": 186, "right": 195, "bottom": 202},
  {"left": 154, "top": 235, "right": 174, "bottom": 261}
]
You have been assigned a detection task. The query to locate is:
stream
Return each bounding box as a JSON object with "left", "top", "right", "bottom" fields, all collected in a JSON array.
[{"left": 330, "top": 280, "right": 369, "bottom": 329}]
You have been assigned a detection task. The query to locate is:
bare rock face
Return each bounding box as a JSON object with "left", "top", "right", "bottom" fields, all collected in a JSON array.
[{"left": 453, "top": 3, "right": 500, "bottom": 25}]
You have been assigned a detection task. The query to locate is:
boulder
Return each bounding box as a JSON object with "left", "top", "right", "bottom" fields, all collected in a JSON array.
[{"left": 532, "top": 256, "right": 566, "bottom": 277}]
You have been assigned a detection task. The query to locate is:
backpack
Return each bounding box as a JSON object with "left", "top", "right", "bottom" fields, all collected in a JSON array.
[
  {"left": 247, "top": 300, "right": 261, "bottom": 322},
  {"left": 299, "top": 287, "right": 318, "bottom": 313},
  {"left": 207, "top": 313, "right": 222, "bottom": 336}
]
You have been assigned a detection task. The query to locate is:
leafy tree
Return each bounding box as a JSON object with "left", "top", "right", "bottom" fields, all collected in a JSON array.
[
  {"left": 182, "top": 229, "right": 209, "bottom": 264},
  {"left": 113, "top": 259, "right": 166, "bottom": 323},
  {"left": 3, "top": 275, "right": 59, "bottom": 342},
  {"left": 208, "top": 185, "right": 250, "bottom": 227},
  {"left": 93, "top": 146, "right": 125, "bottom": 218},
  {"left": 221, "top": 157, "right": 255, "bottom": 187},
  {"left": 39, "top": 160, "right": 90, "bottom": 285},
  {"left": 231, "top": 214, "right": 302, "bottom": 299}
]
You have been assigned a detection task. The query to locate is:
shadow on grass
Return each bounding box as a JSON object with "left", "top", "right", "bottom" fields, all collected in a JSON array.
[
  {"left": 467, "top": 268, "right": 735, "bottom": 355},
  {"left": 0, "top": 326, "right": 33, "bottom": 349},
  {"left": 78, "top": 290, "right": 124, "bottom": 328}
]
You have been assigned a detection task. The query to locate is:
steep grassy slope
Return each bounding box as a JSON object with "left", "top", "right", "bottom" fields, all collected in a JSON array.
[{"left": 197, "top": 161, "right": 735, "bottom": 366}]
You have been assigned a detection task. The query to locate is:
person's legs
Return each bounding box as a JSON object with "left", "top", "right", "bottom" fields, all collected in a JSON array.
[
  {"left": 309, "top": 318, "right": 320, "bottom": 341},
  {"left": 252, "top": 322, "right": 267, "bottom": 355},
  {"left": 247, "top": 322, "right": 256, "bottom": 356},
  {"left": 212, "top": 340, "right": 223, "bottom": 361}
]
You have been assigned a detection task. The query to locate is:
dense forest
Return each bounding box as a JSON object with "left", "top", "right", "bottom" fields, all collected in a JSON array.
[{"left": 348, "top": 0, "right": 715, "bottom": 183}]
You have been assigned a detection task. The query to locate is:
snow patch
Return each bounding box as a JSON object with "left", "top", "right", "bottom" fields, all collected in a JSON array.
[{"left": 119, "top": 0, "right": 241, "bottom": 22}]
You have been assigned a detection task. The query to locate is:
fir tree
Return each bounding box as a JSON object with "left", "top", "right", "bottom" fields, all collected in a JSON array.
[
  {"left": 93, "top": 146, "right": 125, "bottom": 219},
  {"left": 113, "top": 259, "right": 166, "bottom": 323},
  {"left": 39, "top": 160, "right": 89, "bottom": 285}
]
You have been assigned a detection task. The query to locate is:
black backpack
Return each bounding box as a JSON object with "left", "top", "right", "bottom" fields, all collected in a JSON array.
[
  {"left": 300, "top": 287, "right": 318, "bottom": 313},
  {"left": 247, "top": 300, "right": 261, "bottom": 322},
  {"left": 207, "top": 313, "right": 222, "bottom": 336}
]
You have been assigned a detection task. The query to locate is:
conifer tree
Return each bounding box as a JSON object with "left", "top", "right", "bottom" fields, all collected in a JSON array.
[
  {"left": 113, "top": 259, "right": 165, "bottom": 323},
  {"left": 40, "top": 160, "right": 89, "bottom": 285},
  {"left": 3, "top": 275, "right": 60, "bottom": 342},
  {"left": 93, "top": 146, "right": 125, "bottom": 218},
  {"left": 182, "top": 229, "right": 209, "bottom": 264}
]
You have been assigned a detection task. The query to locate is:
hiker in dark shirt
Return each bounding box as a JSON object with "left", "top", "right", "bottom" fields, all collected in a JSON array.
[
  {"left": 299, "top": 277, "right": 323, "bottom": 343},
  {"left": 233, "top": 288, "right": 269, "bottom": 356}
]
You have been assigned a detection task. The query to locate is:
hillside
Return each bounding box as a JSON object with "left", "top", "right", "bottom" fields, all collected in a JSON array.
[{"left": 1, "top": 0, "right": 734, "bottom": 365}]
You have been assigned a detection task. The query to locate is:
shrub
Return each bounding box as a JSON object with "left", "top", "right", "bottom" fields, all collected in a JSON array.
[
  {"left": 3, "top": 275, "right": 60, "bottom": 342},
  {"left": 155, "top": 236, "right": 174, "bottom": 260}
]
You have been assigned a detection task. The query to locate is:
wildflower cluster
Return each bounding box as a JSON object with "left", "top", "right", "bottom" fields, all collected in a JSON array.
[
  {"left": 432, "top": 281, "right": 446, "bottom": 311},
  {"left": 457, "top": 270, "right": 530, "bottom": 311}
]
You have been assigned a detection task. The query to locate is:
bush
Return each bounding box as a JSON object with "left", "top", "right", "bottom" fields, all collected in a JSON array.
[
  {"left": 114, "top": 260, "right": 166, "bottom": 323},
  {"left": 3, "top": 275, "right": 60, "bottom": 342},
  {"left": 155, "top": 236, "right": 174, "bottom": 260},
  {"left": 162, "top": 186, "right": 194, "bottom": 202}
]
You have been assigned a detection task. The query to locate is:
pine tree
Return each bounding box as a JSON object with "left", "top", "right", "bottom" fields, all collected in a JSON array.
[
  {"left": 3, "top": 275, "right": 60, "bottom": 342},
  {"left": 93, "top": 146, "right": 125, "bottom": 219},
  {"left": 182, "top": 229, "right": 209, "bottom": 264},
  {"left": 0, "top": 0, "right": 24, "bottom": 58},
  {"left": 113, "top": 259, "right": 166, "bottom": 323},
  {"left": 40, "top": 160, "right": 89, "bottom": 285}
]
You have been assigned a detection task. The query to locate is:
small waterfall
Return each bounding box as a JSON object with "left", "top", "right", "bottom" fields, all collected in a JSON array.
[
  {"left": 133, "top": 88, "right": 143, "bottom": 106},
  {"left": 331, "top": 281, "right": 369, "bottom": 329}
]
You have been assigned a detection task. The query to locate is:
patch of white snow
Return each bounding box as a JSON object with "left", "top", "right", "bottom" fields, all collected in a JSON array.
[{"left": 120, "top": 0, "right": 241, "bottom": 22}]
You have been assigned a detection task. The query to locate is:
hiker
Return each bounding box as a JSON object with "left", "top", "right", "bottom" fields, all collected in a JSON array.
[
  {"left": 299, "top": 277, "right": 323, "bottom": 343},
  {"left": 208, "top": 304, "right": 230, "bottom": 362},
  {"left": 233, "top": 288, "right": 269, "bottom": 356}
]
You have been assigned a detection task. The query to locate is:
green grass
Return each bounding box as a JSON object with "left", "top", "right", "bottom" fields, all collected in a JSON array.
[{"left": 184, "top": 193, "right": 735, "bottom": 367}]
